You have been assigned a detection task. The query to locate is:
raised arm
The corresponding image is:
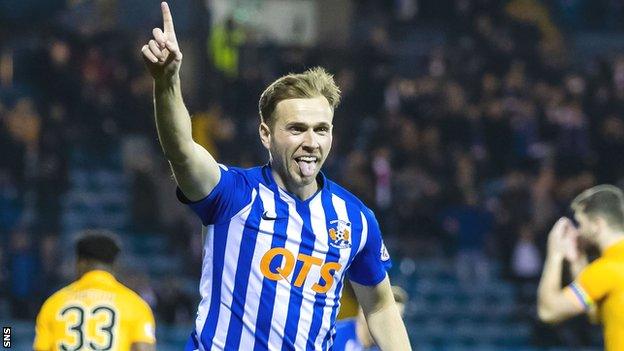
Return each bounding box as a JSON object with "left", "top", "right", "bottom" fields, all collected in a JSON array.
[
  {"left": 351, "top": 276, "right": 412, "bottom": 351},
  {"left": 537, "top": 218, "right": 586, "bottom": 323},
  {"left": 142, "top": 2, "right": 220, "bottom": 201}
]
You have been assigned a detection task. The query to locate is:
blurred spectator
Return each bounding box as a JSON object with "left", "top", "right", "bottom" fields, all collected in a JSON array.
[
  {"left": 122, "top": 136, "right": 161, "bottom": 232},
  {"left": 39, "top": 234, "right": 62, "bottom": 294},
  {"left": 511, "top": 224, "right": 542, "bottom": 306},
  {"left": 209, "top": 16, "right": 245, "bottom": 79},
  {"left": 7, "top": 227, "right": 39, "bottom": 319},
  {"left": 596, "top": 114, "right": 624, "bottom": 183},
  {"left": 156, "top": 276, "right": 195, "bottom": 325},
  {"left": 4, "top": 98, "right": 41, "bottom": 195},
  {"left": 441, "top": 192, "right": 493, "bottom": 286},
  {"left": 341, "top": 150, "right": 375, "bottom": 206},
  {"left": 35, "top": 103, "right": 69, "bottom": 234}
]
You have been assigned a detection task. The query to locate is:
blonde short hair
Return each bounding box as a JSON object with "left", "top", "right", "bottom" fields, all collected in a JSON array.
[
  {"left": 258, "top": 67, "right": 341, "bottom": 127},
  {"left": 571, "top": 184, "right": 624, "bottom": 229}
]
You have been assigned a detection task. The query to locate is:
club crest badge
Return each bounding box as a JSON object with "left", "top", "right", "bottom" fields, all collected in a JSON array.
[
  {"left": 328, "top": 219, "right": 352, "bottom": 249},
  {"left": 380, "top": 241, "right": 390, "bottom": 262}
]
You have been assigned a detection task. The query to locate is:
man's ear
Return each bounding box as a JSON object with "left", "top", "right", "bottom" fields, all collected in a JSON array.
[{"left": 259, "top": 122, "right": 271, "bottom": 149}]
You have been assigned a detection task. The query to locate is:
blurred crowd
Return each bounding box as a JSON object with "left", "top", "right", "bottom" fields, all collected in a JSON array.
[{"left": 2, "top": 0, "right": 624, "bottom": 347}]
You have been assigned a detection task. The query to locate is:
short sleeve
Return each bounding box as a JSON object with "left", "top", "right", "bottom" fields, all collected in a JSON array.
[
  {"left": 572, "top": 259, "right": 614, "bottom": 308},
  {"left": 177, "top": 165, "right": 253, "bottom": 225},
  {"left": 348, "top": 209, "right": 391, "bottom": 286},
  {"left": 33, "top": 300, "right": 53, "bottom": 351},
  {"left": 130, "top": 300, "right": 156, "bottom": 345}
]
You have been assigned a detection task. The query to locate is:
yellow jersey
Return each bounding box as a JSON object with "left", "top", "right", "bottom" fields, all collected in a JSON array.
[
  {"left": 337, "top": 281, "right": 359, "bottom": 320},
  {"left": 33, "top": 270, "right": 156, "bottom": 351},
  {"left": 571, "top": 239, "right": 624, "bottom": 351}
]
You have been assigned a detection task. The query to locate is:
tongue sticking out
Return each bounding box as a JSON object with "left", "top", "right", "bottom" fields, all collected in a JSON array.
[{"left": 297, "top": 160, "right": 316, "bottom": 177}]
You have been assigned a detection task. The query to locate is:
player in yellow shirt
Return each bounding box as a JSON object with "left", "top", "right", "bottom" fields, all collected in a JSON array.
[
  {"left": 538, "top": 185, "right": 624, "bottom": 351},
  {"left": 34, "top": 230, "right": 156, "bottom": 351}
]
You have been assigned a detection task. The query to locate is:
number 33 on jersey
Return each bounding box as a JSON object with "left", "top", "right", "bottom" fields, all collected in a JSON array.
[{"left": 33, "top": 270, "right": 156, "bottom": 351}]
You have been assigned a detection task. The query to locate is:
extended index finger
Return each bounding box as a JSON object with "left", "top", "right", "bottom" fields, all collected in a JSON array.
[{"left": 161, "top": 2, "right": 176, "bottom": 35}]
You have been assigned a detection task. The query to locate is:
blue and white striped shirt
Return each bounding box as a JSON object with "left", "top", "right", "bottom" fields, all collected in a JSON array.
[{"left": 180, "top": 164, "right": 390, "bottom": 351}]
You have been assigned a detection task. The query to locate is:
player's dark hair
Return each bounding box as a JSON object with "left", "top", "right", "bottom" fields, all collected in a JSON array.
[
  {"left": 76, "top": 229, "right": 121, "bottom": 265},
  {"left": 258, "top": 67, "right": 341, "bottom": 128},
  {"left": 571, "top": 185, "right": 624, "bottom": 229}
]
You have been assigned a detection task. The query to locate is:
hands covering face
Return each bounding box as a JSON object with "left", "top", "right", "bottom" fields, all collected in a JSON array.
[{"left": 547, "top": 217, "right": 582, "bottom": 261}]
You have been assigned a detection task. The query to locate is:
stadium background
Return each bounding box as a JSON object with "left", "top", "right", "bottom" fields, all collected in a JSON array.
[{"left": 2, "top": 0, "right": 624, "bottom": 349}]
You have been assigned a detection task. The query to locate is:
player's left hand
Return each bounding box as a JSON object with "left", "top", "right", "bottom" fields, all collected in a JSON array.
[
  {"left": 547, "top": 217, "right": 576, "bottom": 258},
  {"left": 562, "top": 222, "right": 582, "bottom": 262}
]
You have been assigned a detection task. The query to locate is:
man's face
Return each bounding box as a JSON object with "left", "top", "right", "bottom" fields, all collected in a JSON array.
[{"left": 260, "top": 96, "right": 333, "bottom": 188}]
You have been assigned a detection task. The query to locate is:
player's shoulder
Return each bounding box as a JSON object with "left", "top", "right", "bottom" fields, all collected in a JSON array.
[
  {"left": 584, "top": 241, "right": 624, "bottom": 276},
  {"left": 113, "top": 282, "right": 151, "bottom": 308},
  {"left": 583, "top": 256, "right": 614, "bottom": 277},
  {"left": 592, "top": 253, "right": 615, "bottom": 267},
  {"left": 110, "top": 282, "right": 154, "bottom": 318},
  {"left": 326, "top": 178, "right": 376, "bottom": 219},
  {"left": 38, "top": 281, "right": 78, "bottom": 313},
  {"left": 219, "top": 164, "right": 265, "bottom": 186}
]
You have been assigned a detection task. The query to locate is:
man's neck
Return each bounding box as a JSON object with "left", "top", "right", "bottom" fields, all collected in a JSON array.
[
  {"left": 598, "top": 231, "right": 624, "bottom": 253},
  {"left": 78, "top": 264, "right": 114, "bottom": 278},
  {"left": 271, "top": 167, "right": 319, "bottom": 201}
]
